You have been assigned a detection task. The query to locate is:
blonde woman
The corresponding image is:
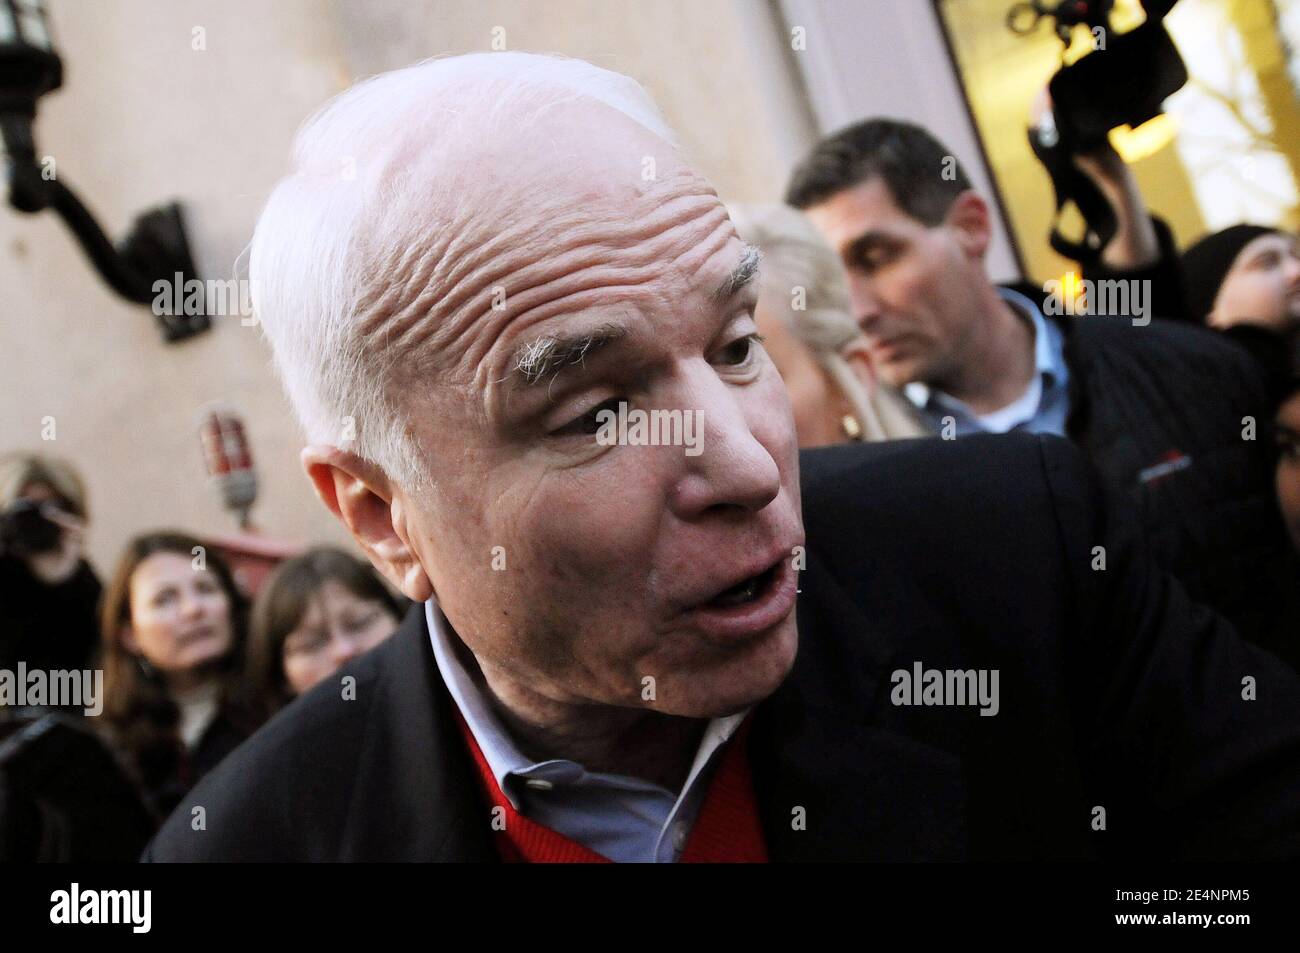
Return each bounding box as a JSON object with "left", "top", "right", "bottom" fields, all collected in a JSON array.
[
  {"left": 0, "top": 453, "right": 101, "bottom": 676},
  {"left": 726, "top": 203, "right": 928, "bottom": 446}
]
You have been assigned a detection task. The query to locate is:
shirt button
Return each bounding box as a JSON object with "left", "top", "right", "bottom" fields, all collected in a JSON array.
[
  {"left": 524, "top": 778, "right": 554, "bottom": 791},
  {"left": 671, "top": 823, "right": 689, "bottom": 852}
]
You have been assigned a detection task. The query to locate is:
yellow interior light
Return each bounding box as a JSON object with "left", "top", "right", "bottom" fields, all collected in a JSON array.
[
  {"left": 1058, "top": 271, "right": 1087, "bottom": 315},
  {"left": 1109, "top": 113, "right": 1180, "bottom": 163}
]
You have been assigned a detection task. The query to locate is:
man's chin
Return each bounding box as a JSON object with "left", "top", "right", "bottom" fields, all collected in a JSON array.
[
  {"left": 875, "top": 358, "right": 923, "bottom": 391},
  {"left": 659, "top": 617, "right": 798, "bottom": 718}
]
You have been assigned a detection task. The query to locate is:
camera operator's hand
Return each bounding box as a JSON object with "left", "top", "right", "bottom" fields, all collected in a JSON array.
[
  {"left": 1072, "top": 143, "right": 1160, "bottom": 270},
  {"left": 1030, "top": 89, "right": 1160, "bottom": 271},
  {"left": 24, "top": 506, "right": 86, "bottom": 586}
]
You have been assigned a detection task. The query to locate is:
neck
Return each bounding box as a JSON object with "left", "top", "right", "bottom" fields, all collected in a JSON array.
[
  {"left": 936, "top": 289, "right": 1037, "bottom": 416},
  {"left": 165, "top": 667, "right": 219, "bottom": 700},
  {"left": 463, "top": 642, "right": 706, "bottom": 793}
]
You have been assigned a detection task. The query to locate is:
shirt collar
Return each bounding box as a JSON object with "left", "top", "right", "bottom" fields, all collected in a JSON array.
[
  {"left": 1000, "top": 286, "right": 1062, "bottom": 386},
  {"left": 425, "top": 598, "right": 745, "bottom": 811}
]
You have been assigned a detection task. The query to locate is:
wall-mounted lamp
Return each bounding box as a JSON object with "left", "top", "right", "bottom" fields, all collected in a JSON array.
[{"left": 0, "top": 0, "right": 208, "bottom": 342}]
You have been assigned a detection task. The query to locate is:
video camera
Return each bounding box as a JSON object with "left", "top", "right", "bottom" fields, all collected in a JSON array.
[
  {"left": 0, "top": 499, "right": 64, "bottom": 559},
  {"left": 1011, "top": 0, "right": 1188, "bottom": 261}
]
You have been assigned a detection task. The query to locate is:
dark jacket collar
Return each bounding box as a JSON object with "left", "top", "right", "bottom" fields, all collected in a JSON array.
[{"left": 337, "top": 602, "right": 494, "bottom": 861}]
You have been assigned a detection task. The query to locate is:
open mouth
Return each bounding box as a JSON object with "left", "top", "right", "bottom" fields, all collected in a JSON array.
[
  {"left": 682, "top": 552, "right": 799, "bottom": 642},
  {"left": 704, "top": 561, "right": 780, "bottom": 610}
]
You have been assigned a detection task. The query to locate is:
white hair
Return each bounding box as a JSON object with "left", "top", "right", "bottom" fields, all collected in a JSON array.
[{"left": 249, "top": 53, "right": 676, "bottom": 492}]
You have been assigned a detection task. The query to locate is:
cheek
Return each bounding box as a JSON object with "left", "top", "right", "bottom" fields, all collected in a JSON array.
[
  {"left": 511, "top": 463, "right": 664, "bottom": 596},
  {"left": 1278, "top": 463, "right": 1300, "bottom": 513},
  {"left": 890, "top": 261, "right": 939, "bottom": 327},
  {"left": 130, "top": 610, "right": 179, "bottom": 661},
  {"left": 283, "top": 654, "right": 326, "bottom": 695},
  {"left": 438, "top": 458, "right": 667, "bottom": 659},
  {"left": 208, "top": 600, "right": 234, "bottom": 644},
  {"left": 1220, "top": 274, "right": 1276, "bottom": 315}
]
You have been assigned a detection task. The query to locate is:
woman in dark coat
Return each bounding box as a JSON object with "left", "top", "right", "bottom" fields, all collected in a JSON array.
[{"left": 99, "top": 531, "right": 259, "bottom": 821}]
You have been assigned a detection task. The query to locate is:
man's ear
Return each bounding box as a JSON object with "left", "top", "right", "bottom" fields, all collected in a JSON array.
[
  {"left": 944, "top": 190, "right": 992, "bottom": 261},
  {"left": 301, "top": 445, "right": 434, "bottom": 602}
]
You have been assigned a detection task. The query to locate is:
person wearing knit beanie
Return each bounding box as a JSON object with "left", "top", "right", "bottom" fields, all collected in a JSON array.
[{"left": 1180, "top": 224, "right": 1300, "bottom": 330}]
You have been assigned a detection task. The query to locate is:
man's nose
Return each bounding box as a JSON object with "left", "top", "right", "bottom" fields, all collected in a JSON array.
[
  {"left": 847, "top": 272, "right": 882, "bottom": 333},
  {"left": 670, "top": 376, "right": 782, "bottom": 519}
]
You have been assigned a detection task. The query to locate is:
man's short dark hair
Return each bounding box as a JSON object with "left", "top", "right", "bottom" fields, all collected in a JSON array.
[{"left": 785, "top": 118, "right": 972, "bottom": 226}]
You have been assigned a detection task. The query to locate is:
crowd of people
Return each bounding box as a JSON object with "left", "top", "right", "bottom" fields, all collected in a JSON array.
[
  {"left": 2, "top": 49, "right": 1299, "bottom": 863},
  {"left": 0, "top": 454, "right": 409, "bottom": 859},
  {"left": 731, "top": 117, "right": 1300, "bottom": 670},
  {"left": 762, "top": 116, "right": 1300, "bottom": 663}
]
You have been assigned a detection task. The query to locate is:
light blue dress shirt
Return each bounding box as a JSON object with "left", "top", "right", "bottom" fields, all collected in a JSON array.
[
  {"left": 904, "top": 287, "right": 1071, "bottom": 437},
  {"left": 425, "top": 599, "right": 746, "bottom": 863}
]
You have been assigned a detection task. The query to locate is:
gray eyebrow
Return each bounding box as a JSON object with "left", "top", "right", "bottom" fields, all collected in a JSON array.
[
  {"left": 506, "top": 247, "right": 759, "bottom": 388},
  {"left": 510, "top": 322, "right": 631, "bottom": 387},
  {"left": 713, "top": 244, "right": 762, "bottom": 301}
]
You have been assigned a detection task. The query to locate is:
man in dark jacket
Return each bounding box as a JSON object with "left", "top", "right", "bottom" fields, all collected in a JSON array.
[
  {"left": 786, "top": 118, "right": 1290, "bottom": 644},
  {"left": 144, "top": 435, "right": 1300, "bottom": 861},
  {"left": 145, "top": 54, "right": 1300, "bottom": 863}
]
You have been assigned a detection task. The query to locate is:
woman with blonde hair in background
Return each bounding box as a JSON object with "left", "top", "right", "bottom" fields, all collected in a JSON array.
[
  {"left": 726, "top": 203, "right": 928, "bottom": 446},
  {"left": 0, "top": 452, "right": 101, "bottom": 676}
]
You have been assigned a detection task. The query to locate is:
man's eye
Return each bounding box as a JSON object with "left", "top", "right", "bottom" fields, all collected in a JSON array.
[
  {"left": 1277, "top": 438, "right": 1300, "bottom": 461},
  {"left": 715, "top": 333, "right": 764, "bottom": 368},
  {"left": 855, "top": 246, "right": 895, "bottom": 273},
  {"left": 552, "top": 397, "right": 624, "bottom": 438}
]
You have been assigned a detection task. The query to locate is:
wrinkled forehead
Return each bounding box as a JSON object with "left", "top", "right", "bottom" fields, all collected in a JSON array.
[{"left": 360, "top": 98, "right": 734, "bottom": 391}]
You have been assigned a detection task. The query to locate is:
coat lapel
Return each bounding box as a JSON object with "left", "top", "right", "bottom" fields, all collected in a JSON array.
[
  {"left": 752, "top": 550, "right": 970, "bottom": 861},
  {"left": 336, "top": 603, "right": 496, "bottom": 862}
]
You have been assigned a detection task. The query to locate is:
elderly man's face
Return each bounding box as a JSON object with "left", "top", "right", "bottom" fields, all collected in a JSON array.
[{"left": 379, "top": 106, "right": 803, "bottom": 719}]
